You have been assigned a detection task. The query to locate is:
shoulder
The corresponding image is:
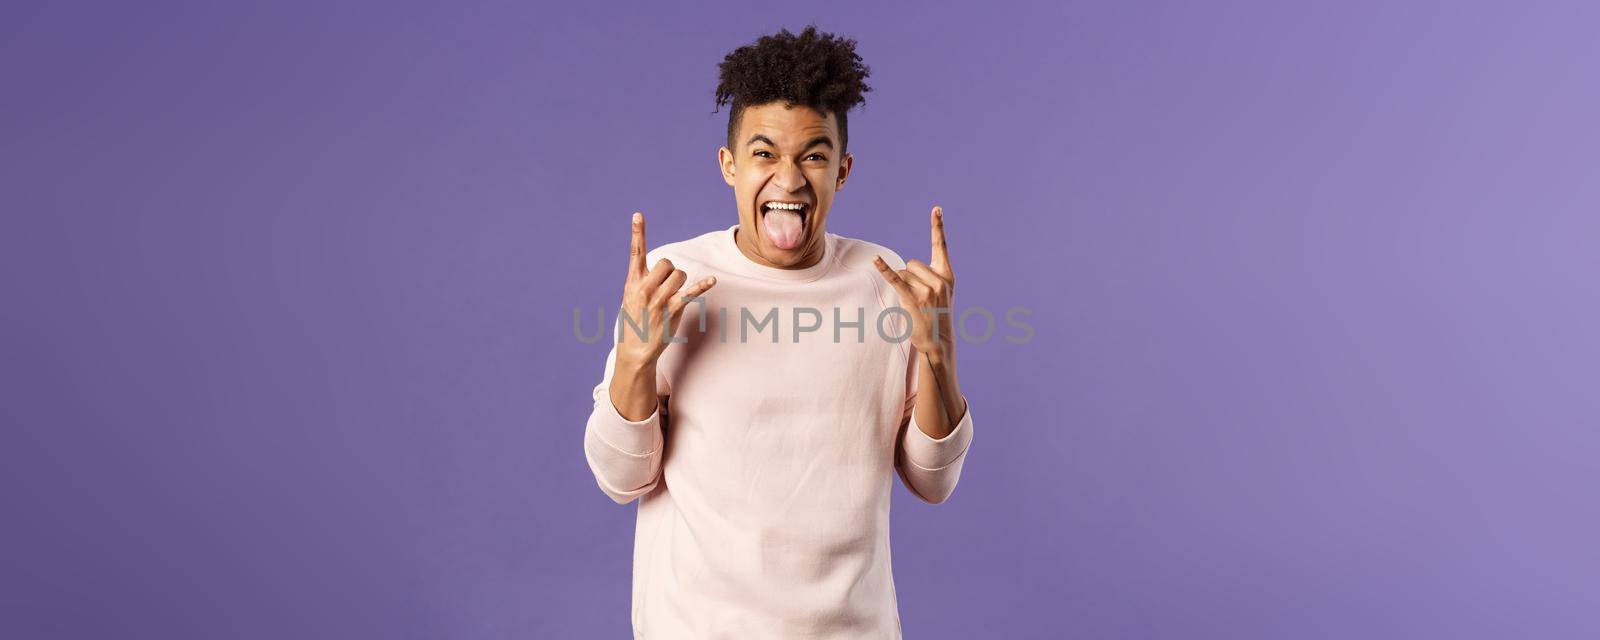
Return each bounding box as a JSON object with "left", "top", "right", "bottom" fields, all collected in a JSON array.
[
  {"left": 830, "top": 233, "right": 908, "bottom": 272},
  {"left": 643, "top": 227, "right": 724, "bottom": 270}
]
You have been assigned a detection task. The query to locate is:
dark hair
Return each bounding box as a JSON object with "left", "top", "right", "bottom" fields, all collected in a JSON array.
[{"left": 714, "top": 25, "right": 872, "bottom": 156}]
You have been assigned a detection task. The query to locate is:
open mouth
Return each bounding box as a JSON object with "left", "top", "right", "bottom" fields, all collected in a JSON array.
[
  {"left": 759, "top": 201, "right": 810, "bottom": 250},
  {"left": 760, "top": 201, "right": 810, "bottom": 222}
]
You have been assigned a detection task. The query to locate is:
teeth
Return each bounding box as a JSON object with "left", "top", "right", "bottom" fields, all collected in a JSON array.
[{"left": 764, "top": 202, "right": 805, "bottom": 211}]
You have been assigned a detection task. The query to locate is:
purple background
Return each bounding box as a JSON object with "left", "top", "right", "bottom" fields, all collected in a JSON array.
[{"left": 4, "top": 1, "right": 1598, "bottom": 638}]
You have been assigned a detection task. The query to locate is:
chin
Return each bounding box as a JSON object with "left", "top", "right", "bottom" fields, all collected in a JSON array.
[{"left": 769, "top": 249, "right": 807, "bottom": 264}]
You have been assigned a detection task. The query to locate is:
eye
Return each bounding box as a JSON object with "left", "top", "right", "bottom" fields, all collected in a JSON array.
[
  {"left": 754, "top": 150, "right": 774, "bottom": 158},
  {"left": 807, "top": 154, "right": 828, "bottom": 162}
]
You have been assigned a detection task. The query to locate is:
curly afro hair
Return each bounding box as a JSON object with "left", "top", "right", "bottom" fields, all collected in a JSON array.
[{"left": 714, "top": 25, "right": 872, "bottom": 156}]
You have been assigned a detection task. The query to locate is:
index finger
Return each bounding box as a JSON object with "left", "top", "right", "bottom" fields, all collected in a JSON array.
[
  {"left": 629, "top": 211, "right": 647, "bottom": 278},
  {"left": 930, "top": 205, "right": 951, "bottom": 273}
]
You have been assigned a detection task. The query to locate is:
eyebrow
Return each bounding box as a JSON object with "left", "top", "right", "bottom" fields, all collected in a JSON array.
[{"left": 746, "top": 134, "right": 835, "bottom": 152}]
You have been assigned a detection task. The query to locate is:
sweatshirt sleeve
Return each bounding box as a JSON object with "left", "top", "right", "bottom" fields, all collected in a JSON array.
[
  {"left": 582, "top": 318, "right": 669, "bottom": 505},
  {"left": 893, "top": 345, "right": 975, "bottom": 505}
]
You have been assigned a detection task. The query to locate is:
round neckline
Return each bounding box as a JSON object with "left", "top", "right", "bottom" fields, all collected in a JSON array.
[{"left": 715, "top": 223, "right": 837, "bottom": 282}]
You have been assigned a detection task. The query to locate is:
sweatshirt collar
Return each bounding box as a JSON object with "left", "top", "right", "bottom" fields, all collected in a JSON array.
[{"left": 715, "top": 223, "right": 837, "bottom": 282}]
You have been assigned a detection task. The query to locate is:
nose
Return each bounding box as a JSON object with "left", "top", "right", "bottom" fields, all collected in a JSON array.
[{"left": 771, "top": 156, "right": 807, "bottom": 193}]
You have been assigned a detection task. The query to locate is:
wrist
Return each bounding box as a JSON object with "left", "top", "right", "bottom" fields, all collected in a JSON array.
[
  {"left": 608, "top": 357, "right": 660, "bottom": 422},
  {"left": 614, "top": 354, "right": 657, "bottom": 378},
  {"left": 921, "top": 343, "right": 956, "bottom": 369}
]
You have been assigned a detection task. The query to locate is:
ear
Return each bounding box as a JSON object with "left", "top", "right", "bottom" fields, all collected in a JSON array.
[
  {"left": 835, "top": 153, "right": 854, "bottom": 191},
  {"left": 717, "top": 146, "right": 737, "bottom": 187}
]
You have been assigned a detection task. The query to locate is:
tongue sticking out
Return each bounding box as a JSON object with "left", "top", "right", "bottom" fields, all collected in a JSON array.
[{"left": 762, "top": 209, "right": 805, "bottom": 250}]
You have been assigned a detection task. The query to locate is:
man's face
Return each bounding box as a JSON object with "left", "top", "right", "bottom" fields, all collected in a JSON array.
[{"left": 718, "top": 102, "right": 853, "bottom": 269}]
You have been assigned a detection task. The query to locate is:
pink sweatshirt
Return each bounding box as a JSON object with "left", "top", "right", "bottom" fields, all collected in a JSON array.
[{"left": 583, "top": 224, "right": 975, "bottom": 639}]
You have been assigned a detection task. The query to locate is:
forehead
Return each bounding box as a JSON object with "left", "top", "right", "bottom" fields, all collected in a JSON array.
[{"left": 739, "top": 102, "right": 838, "bottom": 148}]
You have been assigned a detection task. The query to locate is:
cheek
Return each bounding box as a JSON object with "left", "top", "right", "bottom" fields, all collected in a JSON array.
[
  {"left": 739, "top": 170, "right": 766, "bottom": 191},
  {"left": 812, "top": 181, "right": 835, "bottom": 200},
  {"left": 814, "top": 167, "right": 839, "bottom": 189}
]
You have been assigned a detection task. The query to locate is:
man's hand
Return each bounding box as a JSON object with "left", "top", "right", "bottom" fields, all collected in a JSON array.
[
  {"left": 617, "top": 211, "right": 717, "bottom": 369},
  {"left": 873, "top": 205, "right": 957, "bottom": 364},
  {"left": 610, "top": 212, "right": 716, "bottom": 421}
]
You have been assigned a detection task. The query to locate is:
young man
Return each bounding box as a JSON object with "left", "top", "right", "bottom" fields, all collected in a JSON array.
[{"left": 582, "top": 26, "right": 975, "bottom": 638}]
